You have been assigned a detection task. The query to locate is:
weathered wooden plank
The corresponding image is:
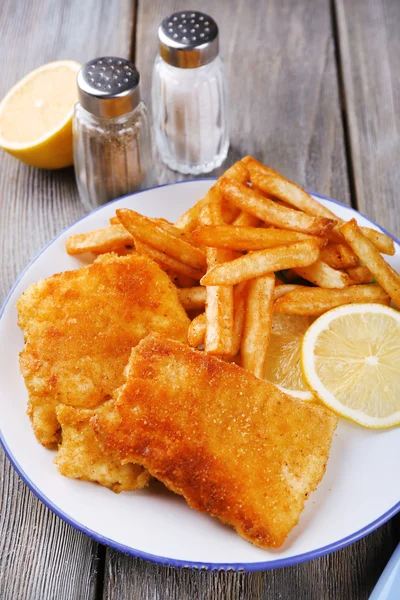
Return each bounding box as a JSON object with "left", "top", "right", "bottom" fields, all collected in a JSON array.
[
  {"left": 333, "top": 0, "right": 400, "bottom": 237},
  {"left": 0, "top": 0, "right": 136, "bottom": 598},
  {"left": 103, "top": 1, "right": 396, "bottom": 599},
  {"left": 135, "top": 0, "right": 350, "bottom": 209},
  {"left": 104, "top": 523, "right": 397, "bottom": 600}
]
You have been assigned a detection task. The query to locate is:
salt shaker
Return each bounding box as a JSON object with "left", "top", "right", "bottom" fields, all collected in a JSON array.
[
  {"left": 152, "top": 11, "right": 229, "bottom": 175},
  {"left": 73, "top": 57, "right": 151, "bottom": 211}
]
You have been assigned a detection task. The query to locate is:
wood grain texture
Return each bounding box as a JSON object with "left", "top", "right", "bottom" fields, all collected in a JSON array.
[
  {"left": 334, "top": 0, "right": 400, "bottom": 236},
  {"left": 104, "top": 523, "right": 397, "bottom": 600},
  {"left": 0, "top": 0, "right": 135, "bottom": 598},
  {"left": 136, "top": 0, "right": 350, "bottom": 208}
]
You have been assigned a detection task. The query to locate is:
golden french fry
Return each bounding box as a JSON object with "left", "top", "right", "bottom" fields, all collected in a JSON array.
[
  {"left": 274, "top": 284, "right": 390, "bottom": 316},
  {"left": 244, "top": 155, "right": 339, "bottom": 218},
  {"left": 359, "top": 228, "right": 395, "bottom": 256},
  {"left": 273, "top": 284, "right": 310, "bottom": 300},
  {"left": 134, "top": 240, "right": 204, "bottom": 280},
  {"left": 188, "top": 313, "right": 206, "bottom": 348},
  {"left": 117, "top": 208, "right": 206, "bottom": 270},
  {"left": 200, "top": 239, "right": 320, "bottom": 286},
  {"left": 219, "top": 178, "right": 336, "bottom": 236},
  {"left": 241, "top": 274, "right": 275, "bottom": 377},
  {"left": 152, "top": 217, "right": 203, "bottom": 248},
  {"left": 346, "top": 265, "right": 375, "bottom": 284},
  {"left": 205, "top": 285, "right": 234, "bottom": 356},
  {"left": 293, "top": 260, "right": 351, "bottom": 289},
  {"left": 201, "top": 200, "right": 235, "bottom": 356},
  {"left": 221, "top": 160, "right": 250, "bottom": 185},
  {"left": 175, "top": 196, "right": 209, "bottom": 232},
  {"left": 193, "top": 224, "right": 326, "bottom": 251},
  {"left": 217, "top": 162, "right": 249, "bottom": 223},
  {"left": 320, "top": 243, "right": 359, "bottom": 269},
  {"left": 232, "top": 211, "right": 260, "bottom": 227},
  {"left": 244, "top": 157, "right": 395, "bottom": 255},
  {"left": 340, "top": 219, "right": 400, "bottom": 306},
  {"left": 220, "top": 202, "right": 241, "bottom": 224},
  {"left": 175, "top": 161, "right": 248, "bottom": 231},
  {"left": 177, "top": 286, "right": 206, "bottom": 310},
  {"left": 231, "top": 281, "right": 249, "bottom": 356},
  {"left": 113, "top": 213, "right": 200, "bottom": 247},
  {"left": 66, "top": 224, "right": 134, "bottom": 255}
]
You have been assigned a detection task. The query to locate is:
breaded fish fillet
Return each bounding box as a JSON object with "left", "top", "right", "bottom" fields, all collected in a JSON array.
[
  {"left": 92, "top": 334, "right": 338, "bottom": 549},
  {"left": 17, "top": 254, "right": 190, "bottom": 447},
  {"left": 55, "top": 404, "right": 150, "bottom": 492}
]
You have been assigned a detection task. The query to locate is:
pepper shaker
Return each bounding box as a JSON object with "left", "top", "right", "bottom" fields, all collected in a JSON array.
[
  {"left": 73, "top": 57, "right": 151, "bottom": 211},
  {"left": 152, "top": 11, "right": 229, "bottom": 175}
]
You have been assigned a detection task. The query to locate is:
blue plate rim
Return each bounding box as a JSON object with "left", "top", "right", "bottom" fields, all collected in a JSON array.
[{"left": 1, "top": 179, "right": 399, "bottom": 572}]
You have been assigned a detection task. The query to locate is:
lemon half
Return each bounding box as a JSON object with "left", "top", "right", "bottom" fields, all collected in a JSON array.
[
  {"left": 0, "top": 60, "right": 81, "bottom": 169},
  {"left": 264, "top": 313, "right": 314, "bottom": 401},
  {"left": 301, "top": 303, "right": 400, "bottom": 428}
]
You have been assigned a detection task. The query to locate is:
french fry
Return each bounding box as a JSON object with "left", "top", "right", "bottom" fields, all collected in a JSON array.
[
  {"left": 320, "top": 244, "right": 359, "bottom": 269},
  {"left": 231, "top": 282, "right": 249, "bottom": 356},
  {"left": 220, "top": 202, "right": 241, "bottom": 224},
  {"left": 201, "top": 201, "right": 235, "bottom": 356},
  {"left": 152, "top": 217, "right": 203, "bottom": 247},
  {"left": 177, "top": 286, "right": 206, "bottom": 310},
  {"left": 359, "top": 228, "right": 395, "bottom": 256},
  {"left": 324, "top": 224, "right": 394, "bottom": 255},
  {"left": 134, "top": 240, "right": 204, "bottom": 280},
  {"left": 66, "top": 225, "right": 134, "bottom": 255},
  {"left": 193, "top": 225, "right": 326, "bottom": 251},
  {"left": 274, "top": 284, "right": 390, "bottom": 316},
  {"left": 219, "top": 178, "right": 336, "bottom": 236},
  {"left": 113, "top": 213, "right": 200, "bottom": 247},
  {"left": 175, "top": 196, "right": 209, "bottom": 232},
  {"left": 200, "top": 239, "right": 320, "bottom": 286},
  {"left": 340, "top": 219, "right": 400, "bottom": 306},
  {"left": 188, "top": 313, "right": 206, "bottom": 348},
  {"left": 273, "top": 284, "right": 310, "bottom": 300},
  {"left": 244, "top": 157, "right": 395, "bottom": 255},
  {"left": 221, "top": 160, "right": 250, "bottom": 185},
  {"left": 175, "top": 161, "right": 248, "bottom": 231},
  {"left": 232, "top": 211, "right": 260, "bottom": 227},
  {"left": 117, "top": 208, "right": 206, "bottom": 270},
  {"left": 346, "top": 265, "right": 375, "bottom": 284},
  {"left": 293, "top": 260, "right": 351, "bottom": 289},
  {"left": 244, "top": 155, "right": 339, "bottom": 218},
  {"left": 241, "top": 274, "right": 275, "bottom": 377}
]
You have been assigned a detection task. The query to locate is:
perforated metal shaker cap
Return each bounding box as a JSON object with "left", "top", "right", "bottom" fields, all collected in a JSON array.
[
  {"left": 158, "top": 11, "right": 219, "bottom": 68},
  {"left": 77, "top": 57, "right": 141, "bottom": 118}
]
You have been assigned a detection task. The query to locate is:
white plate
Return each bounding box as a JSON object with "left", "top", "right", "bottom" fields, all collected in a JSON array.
[{"left": 0, "top": 180, "right": 399, "bottom": 571}]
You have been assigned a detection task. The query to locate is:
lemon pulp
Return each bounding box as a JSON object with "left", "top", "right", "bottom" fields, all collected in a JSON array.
[
  {"left": 301, "top": 304, "right": 400, "bottom": 428},
  {"left": 264, "top": 313, "right": 313, "bottom": 399}
]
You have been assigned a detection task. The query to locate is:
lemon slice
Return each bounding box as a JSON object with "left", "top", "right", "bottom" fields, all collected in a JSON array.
[
  {"left": 264, "top": 313, "right": 314, "bottom": 401},
  {"left": 0, "top": 60, "right": 81, "bottom": 169},
  {"left": 301, "top": 303, "right": 400, "bottom": 428}
]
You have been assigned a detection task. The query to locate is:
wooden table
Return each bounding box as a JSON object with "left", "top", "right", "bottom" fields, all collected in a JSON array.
[{"left": 1, "top": 1, "right": 399, "bottom": 598}]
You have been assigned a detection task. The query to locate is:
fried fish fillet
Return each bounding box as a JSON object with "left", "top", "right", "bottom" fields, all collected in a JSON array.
[
  {"left": 92, "top": 333, "right": 338, "bottom": 548},
  {"left": 17, "top": 253, "right": 190, "bottom": 447},
  {"left": 55, "top": 404, "right": 149, "bottom": 492}
]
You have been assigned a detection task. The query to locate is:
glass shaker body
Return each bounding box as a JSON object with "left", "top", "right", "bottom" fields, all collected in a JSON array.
[
  {"left": 152, "top": 10, "right": 229, "bottom": 175},
  {"left": 152, "top": 56, "right": 229, "bottom": 175},
  {"left": 73, "top": 101, "right": 151, "bottom": 212}
]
